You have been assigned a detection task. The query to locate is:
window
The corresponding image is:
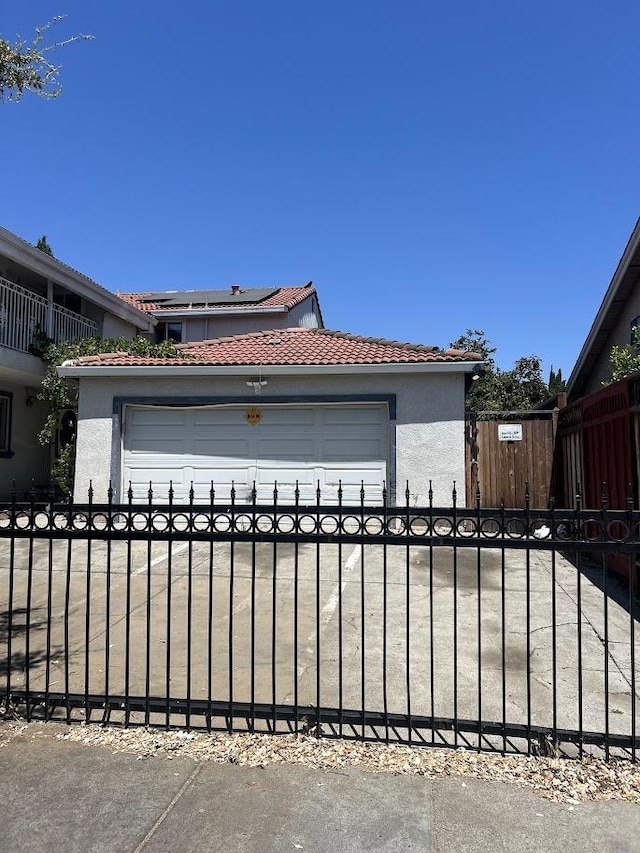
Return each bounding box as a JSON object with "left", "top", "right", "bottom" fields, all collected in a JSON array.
[
  {"left": 155, "top": 322, "right": 183, "bottom": 343},
  {"left": 0, "top": 391, "right": 13, "bottom": 457}
]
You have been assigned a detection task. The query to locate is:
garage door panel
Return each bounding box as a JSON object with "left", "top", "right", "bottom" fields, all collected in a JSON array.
[
  {"left": 127, "top": 438, "right": 186, "bottom": 454},
  {"left": 325, "top": 467, "right": 384, "bottom": 485},
  {"left": 192, "top": 409, "right": 244, "bottom": 425},
  {"left": 129, "top": 408, "right": 188, "bottom": 427},
  {"left": 322, "top": 407, "right": 384, "bottom": 425},
  {"left": 255, "top": 437, "right": 316, "bottom": 459},
  {"left": 191, "top": 469, "right": 253, "bottom": 501},
  {"left": 256, "top": 467, "right": 316, "bottom": 485},
  {"left": 323, "top": 438, "right": 384, "bottom": 461},
  {"left": 126, "top": 468, "right": 189, "bottom": 501},
  {"left": 260, "top": 408, "right": 316, "bottom": 426},
  {"left": 192, "top": 438, "right": 250, "bottom": 457}
]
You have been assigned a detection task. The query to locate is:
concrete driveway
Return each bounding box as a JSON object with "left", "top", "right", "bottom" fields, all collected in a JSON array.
[{"left": 1, "top": 534, "right": 638, "bottom": 751}]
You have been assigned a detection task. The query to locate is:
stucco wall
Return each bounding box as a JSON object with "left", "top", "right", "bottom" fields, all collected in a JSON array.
[
  {"left": 173, "top": 295, "right": 321, "bottom": 342},
  {"left": 73, "top": 371, "right": 467, "bottom": 506},
  {"left": 0, "top": 379, "right": 49, "bottom": 499},
  {"left": 101, "top": 313, "right": 140, "bottom": 340}
]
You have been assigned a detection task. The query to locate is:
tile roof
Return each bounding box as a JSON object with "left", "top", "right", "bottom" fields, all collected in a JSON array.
[
  {"left": 117, "top": 283, "right": 316, "bottom": 313},
  {"left": 68, "top": 328, "right": 483, "bottom": 368}
]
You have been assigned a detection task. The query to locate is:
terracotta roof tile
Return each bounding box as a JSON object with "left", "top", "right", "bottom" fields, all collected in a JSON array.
[
  {"left": 117, "top": 284, "right": 315, "bottom": 313},
  {"left": 68, "top": 328, "right": 483, "bottom": 368}
]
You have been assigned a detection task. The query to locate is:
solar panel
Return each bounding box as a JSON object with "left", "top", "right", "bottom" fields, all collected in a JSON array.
[{"left": 138, "top": 287, "right": 279, "bottom": 307}]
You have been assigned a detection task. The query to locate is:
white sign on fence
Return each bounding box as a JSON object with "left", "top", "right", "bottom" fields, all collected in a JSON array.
[{"left": 498, "top": 424, "right": 523, "bottom": 442}]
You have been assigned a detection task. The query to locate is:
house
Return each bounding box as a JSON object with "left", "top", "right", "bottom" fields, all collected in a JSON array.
[
  {"left": 0, "top": 226, "right": 155, "bottom": 499},
  {"left": 117, "top": 282, "right": 323, "bottom": 343},
  {"left": 567, "top": 217, "right": 640, "bottom": 400},
  {"left": 59, "top": 328, "right": 482, "bottom": 507},
  {"left": 556, "top": 218, "right": 640, "bottom": 510}
]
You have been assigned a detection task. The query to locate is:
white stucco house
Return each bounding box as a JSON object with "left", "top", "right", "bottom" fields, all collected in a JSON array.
[
  {"left": 59, "top": 327, "right": 482, "bottom": 507},
  {"left": 0, "top": 227, "right": 154, "bottom": 499}
]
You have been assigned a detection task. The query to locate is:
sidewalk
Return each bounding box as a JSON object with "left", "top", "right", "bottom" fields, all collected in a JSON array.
[{"left": 0, "top": 724, "right": 638, "bottom": 853}]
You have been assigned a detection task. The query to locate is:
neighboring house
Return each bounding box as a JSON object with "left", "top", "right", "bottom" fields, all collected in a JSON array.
[
  {"left": 117, "top": 282, "right": 323, "bottom": 343},
  {"left": 556, "top": 218, "right": 640, "bottom": 512},
  {"left": 60, "top": 328, "right": 482, "bottom": 507},
  {"left": 0, "top": 226, "right": 155, "bottom": 499},
  {"left": 568, "top": 218, "right": 640, "bottom": 400}
]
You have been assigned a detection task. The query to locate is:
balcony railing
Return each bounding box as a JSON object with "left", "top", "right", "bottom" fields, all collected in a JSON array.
[{"left": 0, "top": 276, "right": 98, "bottom": 353}]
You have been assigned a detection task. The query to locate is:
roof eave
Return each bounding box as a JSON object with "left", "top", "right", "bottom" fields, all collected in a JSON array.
[
  {"left": 58, "top": 360, "right": 481, "bottom": 378},
  {"left": 0, "top": 227, "right": 156, "bottom": 332},
  {"left": 150, "top": 305, "right": 289, "bottom": 318}
]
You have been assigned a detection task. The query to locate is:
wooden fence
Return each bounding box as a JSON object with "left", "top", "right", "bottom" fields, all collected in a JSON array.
[
  {"left": 555, "top": 376, "right": 640, "bottom": 510},
  {"left": 465, "top": 411, "right": 557, "bottom": 509}
]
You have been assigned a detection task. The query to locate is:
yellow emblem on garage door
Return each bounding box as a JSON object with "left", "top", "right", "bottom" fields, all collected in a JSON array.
[{"left": 245, "top": 407, "right": 262, "bottom": 426}]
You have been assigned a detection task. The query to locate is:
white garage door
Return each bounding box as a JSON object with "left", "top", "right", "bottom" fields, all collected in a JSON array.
[{"left": 122, "top": 403, "right": 389, "bottom": 504}]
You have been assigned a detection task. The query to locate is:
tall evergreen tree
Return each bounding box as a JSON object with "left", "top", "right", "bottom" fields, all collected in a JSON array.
[{"left": 35, "top": 235, "right": 53, "bottom": 256}]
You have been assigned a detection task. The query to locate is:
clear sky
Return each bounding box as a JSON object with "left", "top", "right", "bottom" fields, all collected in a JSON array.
[{"left": 3, "top": 1, "right": 640, "bottom": 374}]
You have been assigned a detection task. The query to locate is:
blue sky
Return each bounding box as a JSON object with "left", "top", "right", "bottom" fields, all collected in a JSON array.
[{"left": 3, "top": 1, "right": 640, "bottom": 374}]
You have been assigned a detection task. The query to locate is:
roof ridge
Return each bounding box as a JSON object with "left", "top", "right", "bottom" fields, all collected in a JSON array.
[
  {"left": 180, "top": 328, "right": 299, "bottom": 350},
  {"left": 317, "top": 329, "right": 439, "bottom": 353},
  {"left": 444, "top": 347, "right": 482, "bottom": 359}
]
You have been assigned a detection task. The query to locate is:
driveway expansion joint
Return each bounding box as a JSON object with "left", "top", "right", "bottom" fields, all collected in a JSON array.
[{"left": 132, "top": 763, "right": 202, "bottom": 853}]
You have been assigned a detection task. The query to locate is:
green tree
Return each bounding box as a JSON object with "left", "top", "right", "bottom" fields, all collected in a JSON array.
[
  {"left": 35, "top": 235, "right": 53, "bottom": 256},
  {"left": 0, "top": 16, "right": 93, "bottom": 103},
  {"left": 449, "top": 330, "right": 551, "bottom": 412},
  {"left": 548, "top": 365, "right": 566, "bottom": 395}
]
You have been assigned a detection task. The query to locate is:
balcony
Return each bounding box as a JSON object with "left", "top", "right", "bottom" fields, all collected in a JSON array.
[{"left": 0, "top": 276, "right": 98, "bottom": 354}]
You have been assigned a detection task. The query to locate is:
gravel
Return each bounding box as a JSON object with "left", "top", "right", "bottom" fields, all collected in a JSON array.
[{"left": 2, "top": 719, "right": 640, "bottom": 805}]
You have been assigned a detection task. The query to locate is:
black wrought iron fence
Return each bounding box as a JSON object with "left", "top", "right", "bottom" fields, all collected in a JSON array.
[{"left": 1, "top": 480, "right": 638, "bottom": 760}]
